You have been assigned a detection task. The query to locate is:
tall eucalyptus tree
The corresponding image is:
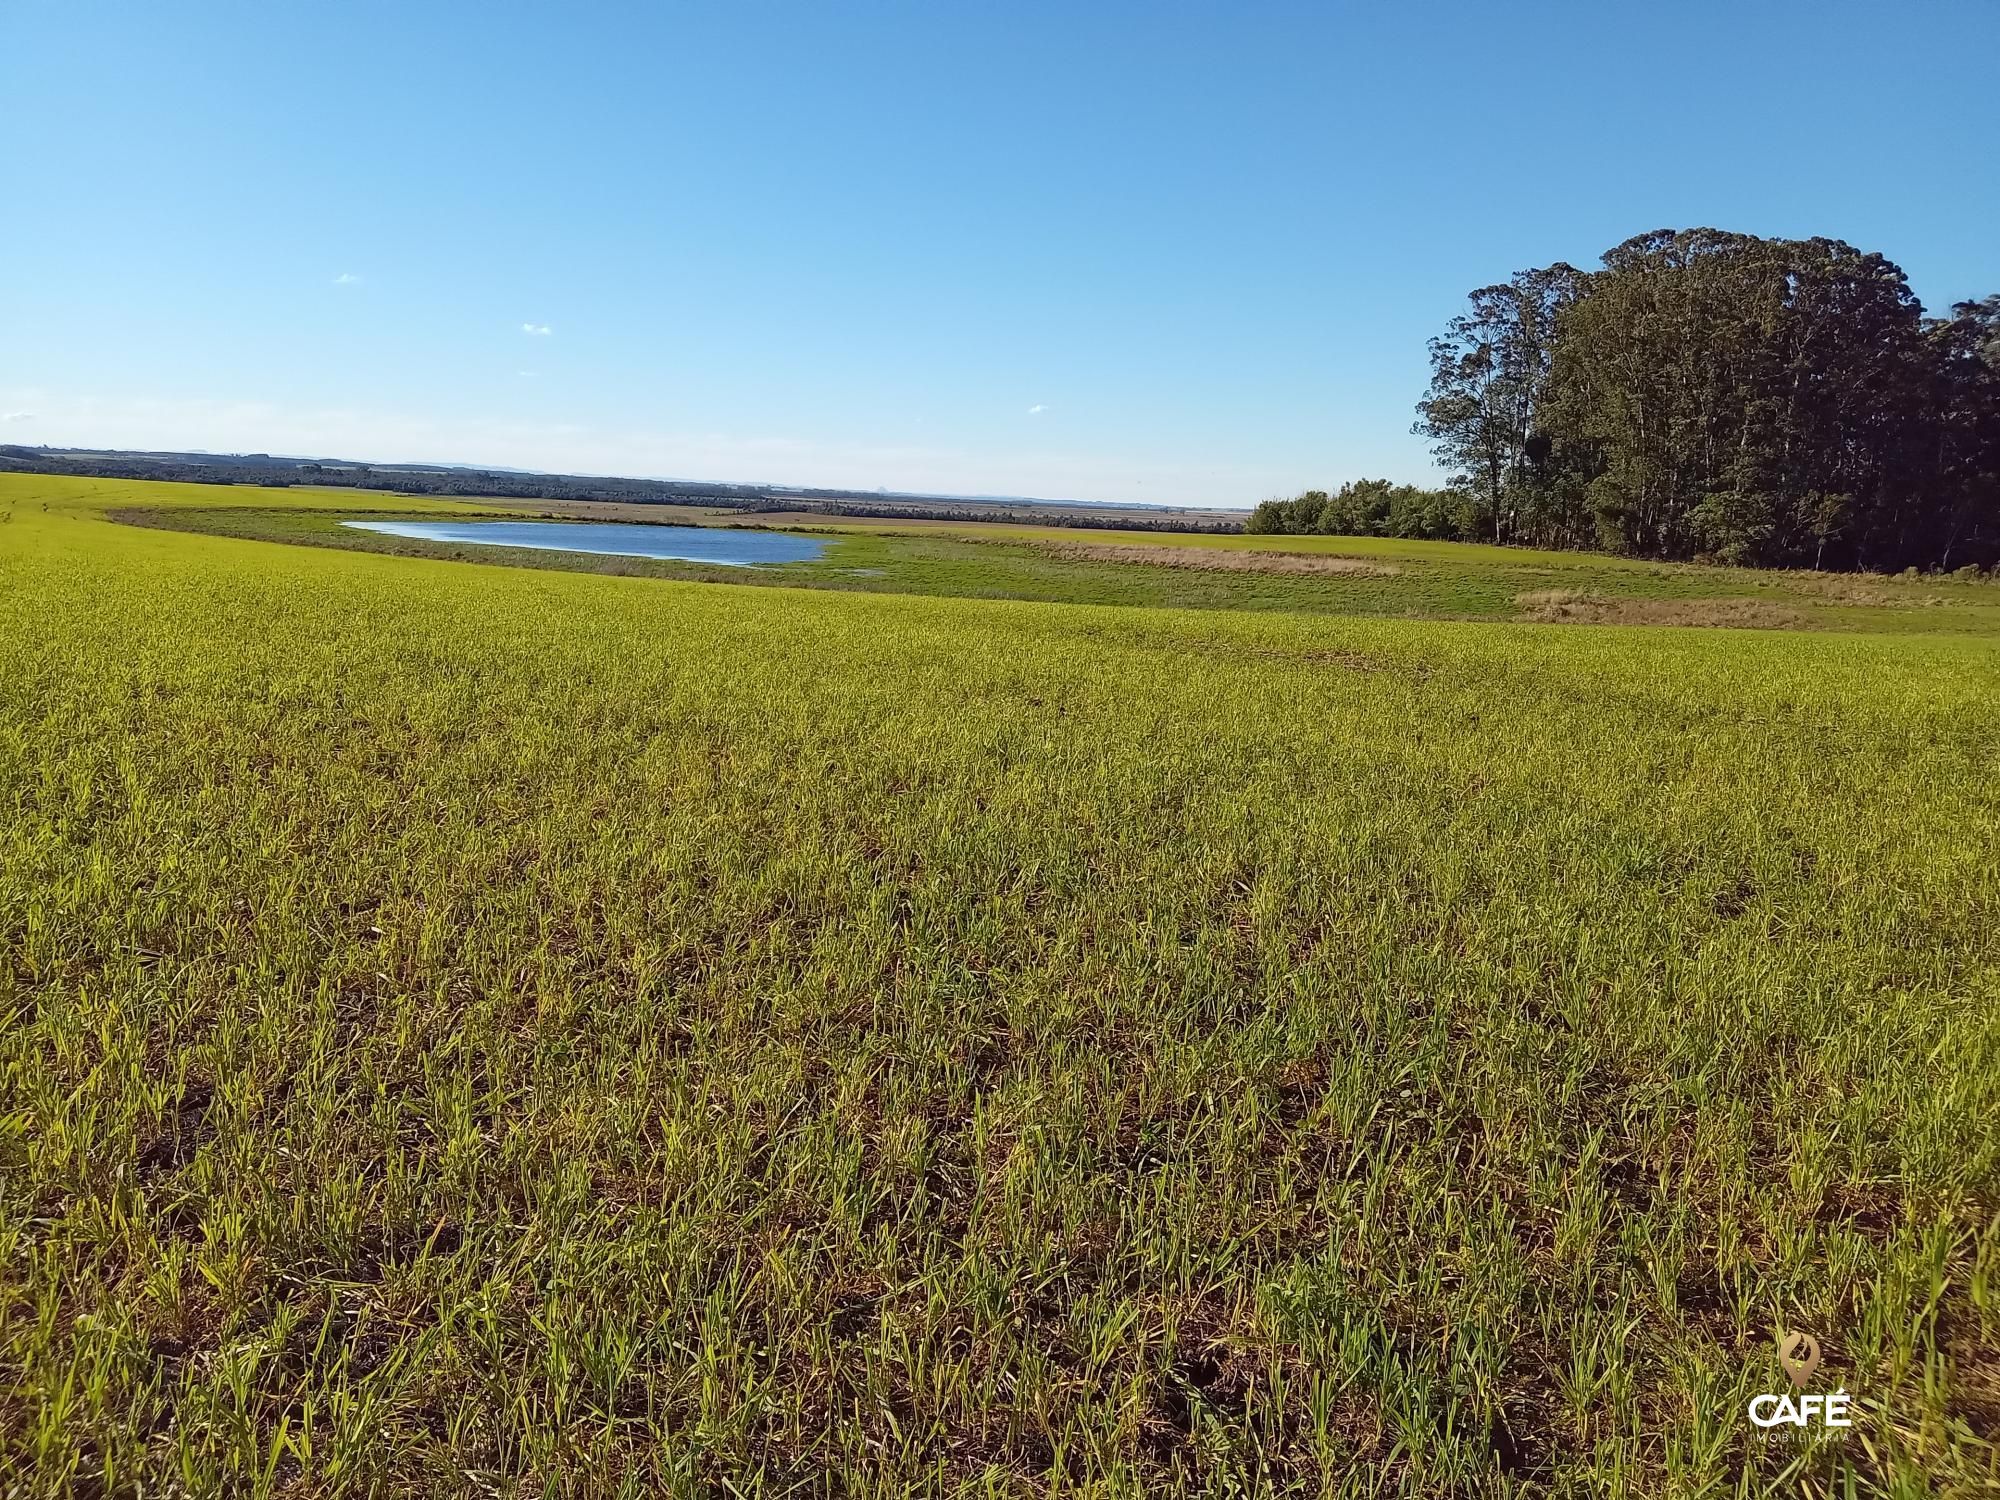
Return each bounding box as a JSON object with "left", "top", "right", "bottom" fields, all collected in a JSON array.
[{"left": 1417, "top": 229, "right": 1998, "bottom": 570}]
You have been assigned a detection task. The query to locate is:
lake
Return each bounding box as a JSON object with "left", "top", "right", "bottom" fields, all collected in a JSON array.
[{"left": 342, "top": 519, "right": 827, "bottom": 567}]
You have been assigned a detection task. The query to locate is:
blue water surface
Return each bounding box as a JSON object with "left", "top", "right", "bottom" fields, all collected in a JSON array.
[{"left": 342, "top": 518, "right": 826, "bottom": 567}]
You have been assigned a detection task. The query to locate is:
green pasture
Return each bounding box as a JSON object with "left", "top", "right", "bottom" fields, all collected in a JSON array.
[
  {"left": 115, "top": 482, "right": 2000, "bottom": 635},
  {"left": 2, "top": 473, "right": 1997, "bottom": 1496}
]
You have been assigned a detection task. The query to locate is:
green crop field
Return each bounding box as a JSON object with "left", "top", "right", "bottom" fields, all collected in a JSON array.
[{"left": 3, "top": 473, "right": 1998, "bottom": 1496}]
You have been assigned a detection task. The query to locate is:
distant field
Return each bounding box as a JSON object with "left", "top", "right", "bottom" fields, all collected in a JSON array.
[
  {"left": 113, "top": 479, "right": 2000, "bottom": 636},
  {"left": 3, "top": 472, "right": 1998, "bottom": 1495}
]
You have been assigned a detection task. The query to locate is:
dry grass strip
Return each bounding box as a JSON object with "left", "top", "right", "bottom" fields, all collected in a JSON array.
[
  {"left": 1035, "top": 541, "right": 1398, "bottom": 576},
  {"left": 1515, "top": 590, "right": 1809, "bottom": 629}
]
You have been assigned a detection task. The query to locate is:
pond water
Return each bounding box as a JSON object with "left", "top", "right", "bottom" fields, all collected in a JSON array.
[{"left": 341, "top": 518, "right": 827, "bottom": 567}]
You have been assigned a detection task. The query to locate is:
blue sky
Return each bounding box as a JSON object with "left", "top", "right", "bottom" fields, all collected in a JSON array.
[{"left": 4, "top": 1, "right": 1995, "bottom": 507}]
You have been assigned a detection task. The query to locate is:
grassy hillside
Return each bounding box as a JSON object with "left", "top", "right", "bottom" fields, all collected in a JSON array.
[{"left": 3, "top": 473, "right": 1998, "bottom": 1495}]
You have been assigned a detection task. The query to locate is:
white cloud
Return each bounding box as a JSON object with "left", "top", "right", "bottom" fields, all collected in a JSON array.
[
  {"left": 517, "top": 370, "right": 539, "bottom": 378},
  {"left": 521, "top": 323, "right": 552, "bottom": 336},
  {"left": 1027, "top": 404, "right": 1047, "bottom": 415},
  {"left": 0, "top": 411, "right": 34, "bottom": 422},
  {"left": 332, "top": 272, "right": 361, "bottom": 285}
]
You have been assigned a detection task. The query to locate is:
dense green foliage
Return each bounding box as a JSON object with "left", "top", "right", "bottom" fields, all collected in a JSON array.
[
  {"left": 1244, "top": 480, "right": 1476, "bottom": 542},
  {"left": 1415, "top": 230, "right": 2000, "bottom": 571},
  {"left": 4, "top": 476, "right": 1999, "bottom": 1496}
]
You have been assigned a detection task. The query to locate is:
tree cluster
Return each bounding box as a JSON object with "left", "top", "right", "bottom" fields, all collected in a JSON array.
[
  {"left": 1245, "top": 479, "right": 1475, "bottom": 539},
  {"left": 1415, "top": 230, "right": 2000, "bottom": 571}
]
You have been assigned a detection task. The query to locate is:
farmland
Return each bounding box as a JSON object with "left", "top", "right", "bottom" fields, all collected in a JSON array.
[{"left": 3, "top": 473, "right": 1998, "bottom": 1495}]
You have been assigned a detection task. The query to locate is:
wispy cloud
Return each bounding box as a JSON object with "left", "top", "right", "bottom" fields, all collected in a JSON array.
[
  {"left": 332, "top": 272, "right": 361, "bottom": 285},
  {"left": 0, "top": 411, "right": 34, "bottom": 422},
  {"left": 517, "top": 370, "right": 538, "bottom": 378},
  {"left": 1027, "top": 403, "right": 1047, "bottom": 415},
  {"left": 521, "top": 323, "right": 552, "bottom": 336}
]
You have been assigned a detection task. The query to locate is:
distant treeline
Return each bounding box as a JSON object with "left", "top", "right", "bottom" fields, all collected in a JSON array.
[
  {"left": 0, "top": 447, "right": 1240, "bottom": 533},
  {"left": 776, "top": 501, "right": 1241, "bottom": 533},
  {"left": 1412, "top": 228, "right": 2000, "bottom": 572},
  {"left": 0, "top": 448, "right": 884, "bottom": 509},
  {"left": 1245, "top": 479, "right": 1473, "bottom": 540}
]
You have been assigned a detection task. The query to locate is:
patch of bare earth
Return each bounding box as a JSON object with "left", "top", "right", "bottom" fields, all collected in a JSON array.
[
  {"left": 1774, "top": 575, "right": 1908, "bottom": 605},
  {"left": 1764, "top": 573, "right": 1970, "bottom": 607},
  {"left": 1034, "top": 541, "right": 1398, "bottom": 577},
  {"left": 1514, "top": 590, "right": 1810, "bottom": 629}
]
